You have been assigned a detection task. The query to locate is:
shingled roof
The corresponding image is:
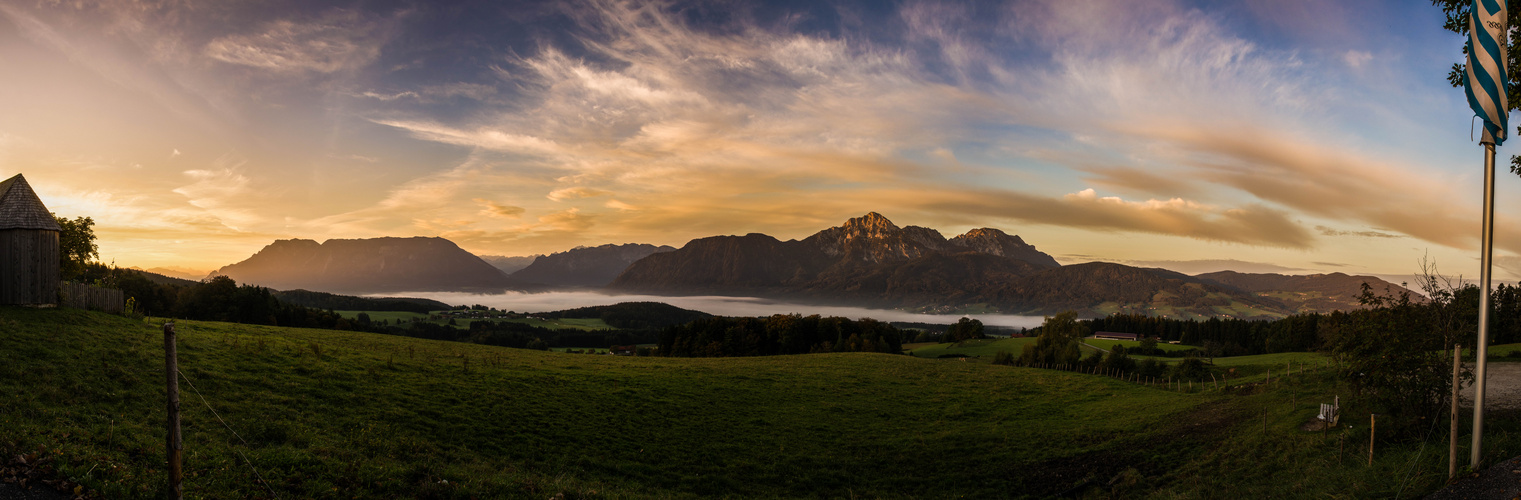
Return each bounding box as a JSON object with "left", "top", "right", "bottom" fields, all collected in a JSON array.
[{"left": 0, "top": 174, "right": 61, "bottom": 231}]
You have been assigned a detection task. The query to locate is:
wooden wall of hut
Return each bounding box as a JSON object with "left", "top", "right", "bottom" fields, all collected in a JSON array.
[{"left": 0, "top": 228, "right": 60, "bottom": 305}]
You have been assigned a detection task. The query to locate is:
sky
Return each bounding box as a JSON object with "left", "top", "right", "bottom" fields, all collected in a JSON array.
[{"left": 0, "top": 0, "right": 1512, "bottom": 283}]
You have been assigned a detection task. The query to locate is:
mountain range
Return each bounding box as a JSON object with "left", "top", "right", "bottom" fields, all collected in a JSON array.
[
  {"left": 609, "top": 213, "right": 1409, "bottom": 318},
  {"left": 205, "top": 213, "right": 1413, "bottom": 318}
]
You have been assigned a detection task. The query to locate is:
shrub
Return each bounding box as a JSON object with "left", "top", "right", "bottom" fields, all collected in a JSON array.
[
  {"left": 992, "top": 351, "right": 1015, "bottom": 366},
  {"left": 1170, "top": 356, "right": 1209, "bottom": 381},
  {"left": 1080, "top": 350, "right": 1103, "bottom": 369}
]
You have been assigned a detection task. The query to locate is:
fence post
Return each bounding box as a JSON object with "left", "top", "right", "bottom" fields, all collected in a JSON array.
[
  {"left": 165, "top": 322, "right": 183, "bottom": 500},
  {"left": 1369, "top": 414, "right": 1377, "bottom": 467},
  {"left": 1451, "top": 345, "right": 1461, "bottom": 479}
]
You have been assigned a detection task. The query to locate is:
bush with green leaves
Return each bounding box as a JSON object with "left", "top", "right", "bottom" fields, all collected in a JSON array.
[
  {"left": 1019, "top": 311, "right": 1084, "bottom": 366},
  {"left": 1169, "top": 356, "right": 1210, "bottom": 381},
  {"left": 1100, "top": 345, "right": 1136, "bottom": 373},
  {"left": 1320, "top": 282, "right": 1465, "bottom": 437},
  {"left": 945, "top": 317, "right": 985, "bottom": 343},
  {"left": 991, "top": 351, "right": 1014, "bottom": 366}
]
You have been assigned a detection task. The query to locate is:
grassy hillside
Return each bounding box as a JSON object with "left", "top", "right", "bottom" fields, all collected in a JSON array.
[
  {"left": 4, "top": 307, "right": 1521, "bottom": 498},
  {"left": 907, "top": 337, "right": 1038, "bottom": 358}
]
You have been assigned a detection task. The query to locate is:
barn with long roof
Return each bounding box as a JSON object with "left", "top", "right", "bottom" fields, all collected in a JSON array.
[{"left": 0, "top": 173, "right": 60, "bottom": 305}]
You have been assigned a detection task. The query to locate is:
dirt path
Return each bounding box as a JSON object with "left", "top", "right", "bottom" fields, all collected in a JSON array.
[{"left": 1461, "top": 362, "right": 1521, "bottom": 410}]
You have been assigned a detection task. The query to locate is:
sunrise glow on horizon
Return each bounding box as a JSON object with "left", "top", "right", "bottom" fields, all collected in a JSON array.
[{"left": 0, "top": 0, "right": 1510, "bottom": 283}]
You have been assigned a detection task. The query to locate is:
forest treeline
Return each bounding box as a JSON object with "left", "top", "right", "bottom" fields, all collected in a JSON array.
[
  {"left": 538, "top": 302, "right": 713, "bottom": 330},
  {"left": 270, "top": 289, "right": 449, "bottom": 314}
]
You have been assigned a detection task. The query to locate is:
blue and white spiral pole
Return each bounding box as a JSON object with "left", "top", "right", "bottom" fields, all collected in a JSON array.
[{"left": 1465, "top": 0, "right": 1508, "bottom": 469}]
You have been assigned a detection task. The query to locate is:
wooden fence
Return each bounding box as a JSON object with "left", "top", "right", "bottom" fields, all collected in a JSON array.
[{"left": 60, "top": 282, "right": 125, "bottom": 313}]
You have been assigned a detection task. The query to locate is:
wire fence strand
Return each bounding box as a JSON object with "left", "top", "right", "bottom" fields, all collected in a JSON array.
[{"left": 178, "top": 369, "right": 280, "bottom": 499}]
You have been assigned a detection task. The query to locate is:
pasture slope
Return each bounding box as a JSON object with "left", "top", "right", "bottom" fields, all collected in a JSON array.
[{"left": 4, "top": 307, "right": 1521, "bottom": 498}]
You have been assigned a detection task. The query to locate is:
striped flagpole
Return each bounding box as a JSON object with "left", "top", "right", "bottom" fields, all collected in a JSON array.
[{"left": 1465, "top": 0, "right": 1509, "bottom": 469}]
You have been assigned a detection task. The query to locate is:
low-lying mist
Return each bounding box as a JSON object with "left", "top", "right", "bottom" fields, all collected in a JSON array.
[{"left": 380, "top": 291, "right": 1046, "bottom": 329}]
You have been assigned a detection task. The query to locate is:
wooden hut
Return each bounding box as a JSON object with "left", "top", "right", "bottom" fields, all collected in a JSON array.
[{"left": 0, "top": 174, "right": 60, "bottom": 305}]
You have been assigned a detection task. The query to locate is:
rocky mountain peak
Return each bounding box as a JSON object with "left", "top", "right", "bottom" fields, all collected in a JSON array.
[
  {"left": 839, "top": 212, "right": 900, "bottom": 238},
  {"left": 949, "top": 228, "right": 1026, "bottom": 249},
  {"left": 802, "top": 213, "right": 946, "bottom": 263},
  {"left": 959, "top": 228, "right": 1017, "bottom": 241},
  {"left": 948, "top": 228, "right": 1059, "bottom": 269}
]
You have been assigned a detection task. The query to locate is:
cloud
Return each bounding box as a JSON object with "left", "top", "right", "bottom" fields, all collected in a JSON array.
[
  {"left": 1316, "top": 225, "right": 1402, "bottom": 239},
  {"left": 475, "top": 198, "right": 525, "bottom": 218},
  {"left": 169, "top": 157, "right": 263, "bottom": 232},
  {"left": 1343, "top": 50, "right": 1373, "bottom": 69},
  {"left": 923, "top": 188, "right": 1314, "bottom": 248},
  {"left": 372, "top": 120, "right": 565, "bottom": 157},
  {"left": 422, "top": 82, "right": 497, "bottom": 101},
  {"left": 547, "top": 186, "right": 611, "bottom": 201},
  {"left": 1146, "top": 127, "right": 1473, "bottom": 249},
  {"left": 204, "top": 9, "right": 395, "bottom": 73},
  {"left": 537, "top": 207, "right": 595, "bottom": 232},
  {"left": 0, "top": 3, "right": 229, "bottom": 132},
  {"left": 359, "top": 90, "right": 419, "bottom": 101},
  {"left": 303, "top": 156, "right": 500, "bottom": 235}
]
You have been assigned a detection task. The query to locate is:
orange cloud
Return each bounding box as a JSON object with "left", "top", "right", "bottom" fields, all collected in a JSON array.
[{"left": 475, "top": 198, "right": 525, "bottom": 218}]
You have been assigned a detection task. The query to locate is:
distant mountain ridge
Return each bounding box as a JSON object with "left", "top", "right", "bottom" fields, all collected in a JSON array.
[
  {"left": 478, "top": 255, "right": 541, "bottom": 275},
  {"left": 610, "top": 213, "right": 1413, "bottom": 318},
  {"left": 211, "top": 237, "right": 515, "bottom": 294},
  {"left": 129, "top": 266, "right": 208, "bottom": 282},
  {"left": 611, "top": 212, "right": 1073, "bottom": 309},
  {"left": 509, "top": 243, "right": 675, "bottom": 287},
  {"left": 1191, "top": 271, "right": 1409, "bottom": 314}
]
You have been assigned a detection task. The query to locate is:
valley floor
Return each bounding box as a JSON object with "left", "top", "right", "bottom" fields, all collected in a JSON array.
[{"left": 3, "top": 307, "right": 1519, "bottom": 498}]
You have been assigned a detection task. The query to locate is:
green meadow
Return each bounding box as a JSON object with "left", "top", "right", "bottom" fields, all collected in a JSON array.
[{"left": 5, "top": 307, "right": 1521, "bottom": 498}]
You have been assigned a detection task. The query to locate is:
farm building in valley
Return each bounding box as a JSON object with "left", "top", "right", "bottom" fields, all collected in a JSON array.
[
  {"left": 1093, "top": 332, "right": 1139, "bottom": 341},
  {"left": 0, "top": 174, "right": 60, "bottom": 306}
]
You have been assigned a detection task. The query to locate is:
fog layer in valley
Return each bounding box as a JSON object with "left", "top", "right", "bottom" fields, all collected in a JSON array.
[{"left": 384, "top": 291, "right": 1046, "bottom": 329}]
